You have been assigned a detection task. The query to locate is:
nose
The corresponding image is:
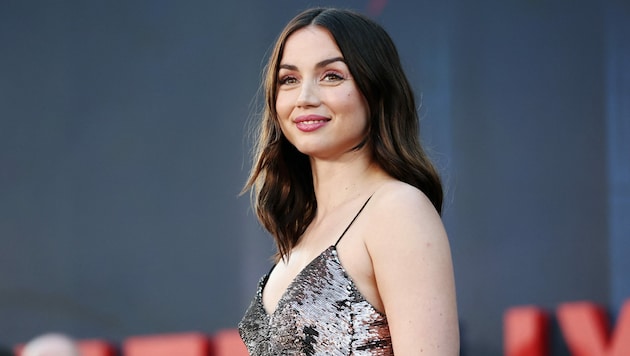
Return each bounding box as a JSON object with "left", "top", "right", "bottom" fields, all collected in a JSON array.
[{"left": 296, "top": 79, "right": 320, "bottom": 107}]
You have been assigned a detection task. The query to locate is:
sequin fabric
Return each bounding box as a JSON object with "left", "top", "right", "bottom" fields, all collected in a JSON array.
[{"left": 238, "top": 245, "right": 393, "bottom": 355}]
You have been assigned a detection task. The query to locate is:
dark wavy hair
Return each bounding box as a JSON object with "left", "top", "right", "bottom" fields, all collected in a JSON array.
[{"left": 243, "top": 7, "right": 443, "bottom": 259}]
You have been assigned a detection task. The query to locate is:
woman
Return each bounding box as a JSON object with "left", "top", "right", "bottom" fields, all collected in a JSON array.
[{"left": 239, "top": 7, "right": 459, "bottom": 355}]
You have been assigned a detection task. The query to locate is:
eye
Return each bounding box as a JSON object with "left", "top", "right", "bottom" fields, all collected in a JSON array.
[
  {"left": 278, "top": 75, "right": 298, "bottom": 85},
  {"left": 322, "top": 71, "right": 345, "bottom": 82}
]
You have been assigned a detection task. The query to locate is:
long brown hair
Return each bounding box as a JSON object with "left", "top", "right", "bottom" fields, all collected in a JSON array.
[{"left": 243, "top": 8, "right": 443, "bottom": 259}]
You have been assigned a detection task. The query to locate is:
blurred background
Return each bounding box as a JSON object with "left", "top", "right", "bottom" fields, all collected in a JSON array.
[{"left": 1, "top": 0, "right": 628, "bottom": 355}]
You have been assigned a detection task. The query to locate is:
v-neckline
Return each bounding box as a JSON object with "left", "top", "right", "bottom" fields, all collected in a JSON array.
[
  {"left": 259, "top": 245, "right": 336, "bottom": 317},
  {"left": 257, "top": 194, "right": 375, "bottom": 317}
]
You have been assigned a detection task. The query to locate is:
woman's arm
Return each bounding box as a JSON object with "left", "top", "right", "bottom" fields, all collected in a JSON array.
[{"left": 367, "top": 182, "right": 460, "bottom": 355}]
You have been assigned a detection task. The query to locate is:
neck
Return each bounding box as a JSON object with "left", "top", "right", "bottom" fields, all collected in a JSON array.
[{"left": 310, "top": 151, "right": 386, "bottom": 216}]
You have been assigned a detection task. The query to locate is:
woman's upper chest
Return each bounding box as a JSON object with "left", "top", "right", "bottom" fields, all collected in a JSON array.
[{"left": 262, "top": 216, "right": 385, "bottom": 315}]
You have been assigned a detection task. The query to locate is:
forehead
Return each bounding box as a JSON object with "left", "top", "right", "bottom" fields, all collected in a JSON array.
[{"left": 281, "top": 26, "right": 342, "bottom": 63}]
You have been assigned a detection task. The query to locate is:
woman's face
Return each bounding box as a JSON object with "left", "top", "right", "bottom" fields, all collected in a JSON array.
[{"left": 275, "top": 25, "right": 369, "bottom": 160}]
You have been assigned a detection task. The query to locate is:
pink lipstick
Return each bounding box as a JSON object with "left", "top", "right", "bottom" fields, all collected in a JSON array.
[{"left": 294, "top": 114, "right": 330, "bottom": 132}]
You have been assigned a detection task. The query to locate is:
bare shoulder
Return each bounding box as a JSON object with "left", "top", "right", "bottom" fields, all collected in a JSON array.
[
  {"left": 365, "top": 180, "right": 445, "bottom": 245},
  {"left": 364, "top": 180, "right": 460, "bottom": 354},
  {"left": 372, "top": 180, "right": 438, "bottom": 212}
]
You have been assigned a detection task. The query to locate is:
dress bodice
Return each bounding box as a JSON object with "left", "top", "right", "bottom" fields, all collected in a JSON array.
[{"left": 238, "top": 245, "right": 393, "bottom": 355}]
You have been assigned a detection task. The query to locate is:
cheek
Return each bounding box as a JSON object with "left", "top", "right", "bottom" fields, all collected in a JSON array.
[
  {"left": 341, "top": 90, "right": 369, "bottom": 121},
  {"left": 275, "top": 92, "right": 293, "bottom": 120},
  {"left": 274, "top": 98, "right": 291, "bottom": 134}
]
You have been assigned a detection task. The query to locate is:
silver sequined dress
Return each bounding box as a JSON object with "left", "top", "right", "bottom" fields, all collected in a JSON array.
[{"left": 239, "top": 197, "right": 393, "bottom": 355}]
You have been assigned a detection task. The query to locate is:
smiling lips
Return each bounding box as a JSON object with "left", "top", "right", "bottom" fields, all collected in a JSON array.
[{"left": 294, "top": 114, "right": 331, "bottom": 132}]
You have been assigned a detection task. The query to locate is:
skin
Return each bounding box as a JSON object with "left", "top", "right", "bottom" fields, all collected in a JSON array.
[
  {"left": 275, "top": 26, "right": 369, "bottom": 161},
  {"left": 263, "top": 25, "right": 459, "bottom": 355}
]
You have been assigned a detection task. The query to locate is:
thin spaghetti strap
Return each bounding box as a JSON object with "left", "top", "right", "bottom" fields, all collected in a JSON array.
[{"left": 334, "top": 195, "right": 374, "bottom": 247}]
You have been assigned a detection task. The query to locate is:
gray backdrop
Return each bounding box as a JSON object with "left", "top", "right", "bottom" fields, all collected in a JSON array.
[{"left": 1, "top": 1, "right": 629, "bottom": 355}]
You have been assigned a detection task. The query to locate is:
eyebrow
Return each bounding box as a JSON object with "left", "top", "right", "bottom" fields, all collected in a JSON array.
[{"left": 279, "top": 56, "right": 345, "bottom": 71}]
